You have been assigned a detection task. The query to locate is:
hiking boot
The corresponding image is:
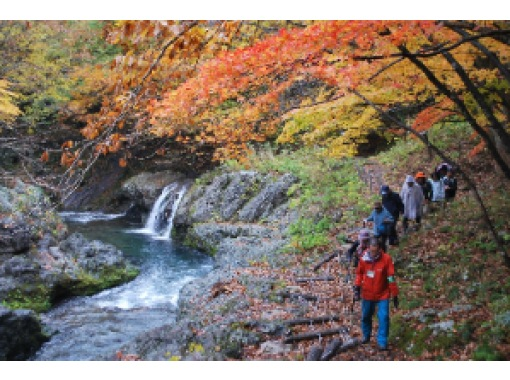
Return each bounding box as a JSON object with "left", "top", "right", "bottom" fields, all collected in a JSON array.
[
  {"left": 361, "top": 337, "right": 370, "bottom": 344},
  {"left": 378, "top": 345, "right": 388, "bottom": 351}
]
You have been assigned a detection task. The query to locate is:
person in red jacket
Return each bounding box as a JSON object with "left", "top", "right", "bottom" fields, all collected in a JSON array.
[{"left": 353, "top": 237, "right": 399, "bottom": 350}]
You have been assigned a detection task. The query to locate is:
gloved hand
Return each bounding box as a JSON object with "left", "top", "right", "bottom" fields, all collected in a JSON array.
[
  {"left": 393, "top": 296, "right": 399, "bottom": 309},
  {"left": 353, "top": 286, "right": 361, "bottom": 301}
]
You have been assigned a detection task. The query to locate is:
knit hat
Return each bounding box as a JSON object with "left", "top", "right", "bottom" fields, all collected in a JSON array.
[
  {"left": 405, "top": 174, "right": 414, "bottom": 183},
  {"left": 380, "top": 185, "right": 390, "bottom": 195},
  {"left": 358, "top": 229, "right": 371, "bottom": 241},
  {"left": 415, "top": 171, "right": 426, "bottom": 179}
]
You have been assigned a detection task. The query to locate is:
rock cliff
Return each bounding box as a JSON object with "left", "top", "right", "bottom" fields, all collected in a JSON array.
[{"left": 0, "top": 181, "right": 139, "bottom": 359}]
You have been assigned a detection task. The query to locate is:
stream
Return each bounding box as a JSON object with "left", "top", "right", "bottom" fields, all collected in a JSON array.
[{"left": 32, "top": 183, "right": 214, "bottom": 361}]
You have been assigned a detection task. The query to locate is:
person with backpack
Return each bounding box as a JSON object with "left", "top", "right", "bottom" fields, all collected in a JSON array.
[
  {"left": 346, "top": 228, "right": 372, "bottom": 268},
  {"left": 380, "top": 185, "right": 404, "bottom": 246},
  {"left": 353, "top": 237, "right": 399, "bottom": 351},
  {"left": 400, "top": 174, "right": 424, "bottom": 233},
  {"left": 363, "top": 201, "right": 394, "bottom": 252}
]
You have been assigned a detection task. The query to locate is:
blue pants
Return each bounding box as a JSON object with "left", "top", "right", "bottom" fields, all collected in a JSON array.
[{"left": 361, "top": 298, "right": 390, "bottom": 349}]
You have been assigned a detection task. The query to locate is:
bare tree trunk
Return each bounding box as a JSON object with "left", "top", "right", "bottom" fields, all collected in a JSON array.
[{"left": 439, "top": 49, "right": 510, "bottom": 171}]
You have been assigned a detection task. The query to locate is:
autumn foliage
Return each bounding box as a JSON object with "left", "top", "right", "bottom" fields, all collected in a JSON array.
[
  {"left": 149, "top": 21, "right": 510, "bottom": 165},
  {"left": 43, "top": 20, "right": 510, "bottom": 186}
]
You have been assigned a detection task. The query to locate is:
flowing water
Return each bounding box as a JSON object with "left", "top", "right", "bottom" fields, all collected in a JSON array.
[{"left": 32, "top": 183, "right": 213, "bottom": 361}]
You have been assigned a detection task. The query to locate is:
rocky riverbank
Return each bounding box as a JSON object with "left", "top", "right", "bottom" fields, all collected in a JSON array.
[
  {"left": 112, "top": 169, "right": 306, "bottom": 360},
  {"left": 0, "top": 181, "right": 139, "bottom": 360}
]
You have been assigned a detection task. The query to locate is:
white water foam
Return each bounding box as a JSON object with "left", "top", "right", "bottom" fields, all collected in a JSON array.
[
  {"left": 130, "top": 181, "right": 189, "bottom": 240},
  {"left": 59, "top": 211, "right": 124, "bottom": 223}
]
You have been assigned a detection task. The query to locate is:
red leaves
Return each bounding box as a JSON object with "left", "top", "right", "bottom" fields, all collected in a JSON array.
[
  {"left": 412, "top": 102, "right": 455, "bottom": 132},
  {"left": 115, "top": 351, "right": 140, "bottom": 361},
  {"left": 40, "top": 151, "right": 49, "bottom": 163},
  {"left": 469, "top": 141, "right": 486, "bottom": 157}
]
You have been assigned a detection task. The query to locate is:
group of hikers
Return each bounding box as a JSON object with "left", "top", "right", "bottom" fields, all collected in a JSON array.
[{"left": 346, "top": 163, "right": 458, "bottom": 351}]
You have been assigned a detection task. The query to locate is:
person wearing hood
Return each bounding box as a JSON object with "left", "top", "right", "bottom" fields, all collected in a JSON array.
[
  {"left": 380, "top": 185, "right": 404, "bottom": 246},
  {"left": 354, "top": 237, "right": 399, "bottom": 351},
  {"left": 400, "top": 174, "right": 424, "bottom": 233}
]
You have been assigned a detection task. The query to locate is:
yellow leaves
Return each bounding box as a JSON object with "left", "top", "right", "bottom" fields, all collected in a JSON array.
[
  {"left": 278, "top": 91, "right": 388, "bottom": 158},
  {"left": 81, "top": 126, "right": 100, "bottom": 140},
  {"left": 0, "top": 79, "right": 21, "bottom": 121},
  {"left": 95, "top": 143, "right": 108, "bottom": 156},
  {"left": 61, "top": 140, "right": 74, "bottom": 149}
]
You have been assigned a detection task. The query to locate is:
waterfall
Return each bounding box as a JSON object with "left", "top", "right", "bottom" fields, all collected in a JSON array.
[
  {"left": 141, "top": 182, "right": 188, "bottom": 240},
  {"left": 159, "top": 183, "right": 188, "bottom": 240},
  {"left": 143, "top": 183, "right": 177, "bottom": 234}
]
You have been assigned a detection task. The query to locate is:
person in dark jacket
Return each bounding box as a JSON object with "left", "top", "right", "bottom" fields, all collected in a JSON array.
[
  {"left": 354, "top": 237, "right": 399, "bottom": 351},
  {"left": 443, "top": 169, "right": 458, "bottom": 202},
  {"left": 380, "top": 185, "right": 404, "bottom": 246}
]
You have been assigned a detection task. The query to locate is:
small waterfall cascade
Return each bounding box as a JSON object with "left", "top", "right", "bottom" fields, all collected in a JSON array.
[
  {"left": 160, "top": 184, "right": 188, "bottom": 239},
  {"left": 143, "top": 182, "right": 189, "bottom": 240}
]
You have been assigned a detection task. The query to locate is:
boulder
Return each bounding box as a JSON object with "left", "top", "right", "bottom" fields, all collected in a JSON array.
[
  {"left": 0, "top": 221, "right": 30, "bottom": 254},
  {"left": 238, "top": 173, "right": 297, "bottom": 222},
  {"left": 0, "top": 305, "right": 48, "bottom": 360}
]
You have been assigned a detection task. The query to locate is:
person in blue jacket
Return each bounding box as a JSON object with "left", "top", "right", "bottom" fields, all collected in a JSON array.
[{"left": 364, "top": 201, "right": 394, "bottom": 252}]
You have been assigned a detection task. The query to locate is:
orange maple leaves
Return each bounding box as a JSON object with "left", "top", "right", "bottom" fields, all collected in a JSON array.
[{"left": 58, "top": 20, "right": 510, "bottom": 169}]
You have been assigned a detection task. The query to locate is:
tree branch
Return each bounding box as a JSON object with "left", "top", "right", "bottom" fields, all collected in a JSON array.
[
  {"left": 353, "top": 29, "right": 510, "bottom": 61},
  {"left": 398, "top": 44, "right": 510, "bottom": 179}
]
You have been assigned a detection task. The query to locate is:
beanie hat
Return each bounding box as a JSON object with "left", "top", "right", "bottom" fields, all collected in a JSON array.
[
  {"left": 380, "top": 185, "right": 390, "bottom": 195},
  {"left": 415, "top": 171, "right": 426, "bottom": 179},
  {"left": 405, "top": 174, "right": 414, "bottom": 183}
]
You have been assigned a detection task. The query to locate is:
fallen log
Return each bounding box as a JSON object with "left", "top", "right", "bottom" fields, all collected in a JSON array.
[
  {"left": 283, "top": 315, "right": 340, "bottom": 326},
  {"left": 336, "top": 338, "right": 360, "bottom": 353},
  {"left": 320, "top": 338, "right": 343, "bottom": 361},
  {"left": 283, "top": 327, "right": 347, "bottom": 344},
  {"left": 278, "top": 291, "right": 346, "bottom": 303},
  {"left": 277, "top": 291, "right": 319, "bottom": 302},
  {"left": 306, "top": 345, "right": 324, "bottom": 361},
  {"left": 312, "top": 251, "right": 341, "bottom": 272},
  {"left": 295, "top": 276, "right": 336, "bottom": 283}
]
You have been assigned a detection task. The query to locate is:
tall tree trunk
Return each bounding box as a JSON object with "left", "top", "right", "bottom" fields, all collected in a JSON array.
[
  {"left": 399, "top": 45, "right": 510, "bottom": 180},
  {"left": 439, "top": 49, "right": 510, "bottom": 172}
]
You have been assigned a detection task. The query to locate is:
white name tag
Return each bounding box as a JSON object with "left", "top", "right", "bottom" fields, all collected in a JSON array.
[{"left": 367, "top": 270, "right": 375, "bottom": 278}]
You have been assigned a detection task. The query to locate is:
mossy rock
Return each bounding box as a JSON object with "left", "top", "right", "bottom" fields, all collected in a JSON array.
[
  {"left": 63, "top": 267, "right": 140, "bottom": 297},
  {"left": 2, "top": 267, "right": 139, "bottom": 313},
  {"left": 2, "top": 284, "right": 52, "bottom": 313}
]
